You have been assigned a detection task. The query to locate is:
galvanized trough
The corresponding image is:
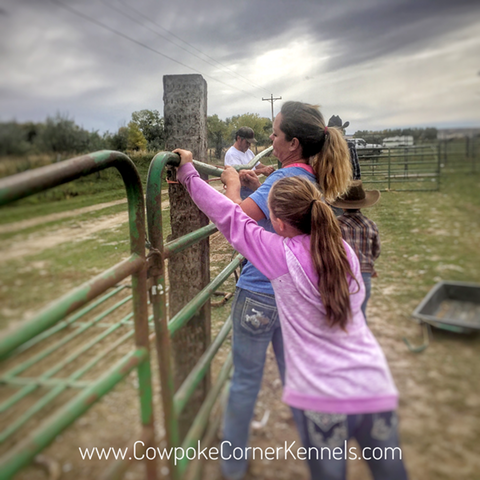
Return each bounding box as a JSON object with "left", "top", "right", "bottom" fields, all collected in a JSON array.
[{"left": 412, "top": 281, "right": 480, "bottom": 334}]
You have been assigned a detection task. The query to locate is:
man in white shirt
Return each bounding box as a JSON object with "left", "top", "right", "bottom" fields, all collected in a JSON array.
[{"left": 224, "top": 127, "right": 274, "bottom": 198}]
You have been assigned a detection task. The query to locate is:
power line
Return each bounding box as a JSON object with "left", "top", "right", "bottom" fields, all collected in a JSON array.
[
  {"left": 50, "top": 0, "right": 259, "bottom": 100},
  {"left": 102, "top": 0, "right": 263, "bottom": 94},
  {"left": 262, "top": 94, "right": 282, "bottom": 124},
  {"left": 116, "top": 0, "right": 267, "bottom": 94}
]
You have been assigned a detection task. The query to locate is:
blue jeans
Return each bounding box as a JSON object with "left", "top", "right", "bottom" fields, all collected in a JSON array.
[
  {"left": 361, "top": 272, "right": 372, "bottom": 321},
  {"left": 221, "top": 288, "right": 286, "bottom": 480},
  {"left": 293, "top": 409, "right": 408, "bottom": 480},
  {"left": 240, "top": 186, "right": 255, "bottom": 200}
]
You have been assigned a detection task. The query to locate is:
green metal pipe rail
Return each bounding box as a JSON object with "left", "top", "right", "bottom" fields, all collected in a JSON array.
[
  {"left": 0, "top": 147, "right": 269, "bottom": 479},
  {"left": 0, "top": 151, "right": 156, "bottom": 480},
  {"left": 145, "top": 149, "right": 260, "bottom": 480}
]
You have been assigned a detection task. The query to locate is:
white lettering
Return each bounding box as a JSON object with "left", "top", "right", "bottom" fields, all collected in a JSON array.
[
  {"left": 284, "top": 441, "right": 296, "bottom": 459},
  {"left": 134, "top": 441, "right": 145, "bottom": 460},
  {"left": 220, "top": 441, "right": 232, "bottom": 460},
  {"left": 197, "top": 441, "right": 208, "bottom": 460}
]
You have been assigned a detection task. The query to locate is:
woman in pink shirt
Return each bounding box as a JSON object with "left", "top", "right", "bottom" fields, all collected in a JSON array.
[{"left": 174, "top": 149, "right": 408, "bottom": 480}]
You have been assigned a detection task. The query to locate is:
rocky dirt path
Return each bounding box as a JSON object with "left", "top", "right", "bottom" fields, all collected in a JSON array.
[
  {"left": 0, "top": 212, "right": 130, "bottom": 263},
  {"left": 0, "top": 183, "right": 230, "bottom": 263},
  {"left": 0, "top": 199, "right": 128, "bottom": 234},
  {"left": 0, "top": 192, "right": 172, "bottom": 263}
]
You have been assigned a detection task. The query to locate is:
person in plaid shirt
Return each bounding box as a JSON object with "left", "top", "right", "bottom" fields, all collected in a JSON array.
[{"left": 331, "top": 180, "right": 381, "bottom": 321}]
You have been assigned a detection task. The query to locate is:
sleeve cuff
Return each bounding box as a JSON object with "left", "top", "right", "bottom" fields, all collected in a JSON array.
[{"left": 177, "top": 162, "right": 198, "bottom": 183}]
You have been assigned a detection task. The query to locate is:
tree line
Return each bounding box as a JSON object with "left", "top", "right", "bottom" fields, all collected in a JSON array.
[
  {"left": 353, "top": 127, "right": 438, "bottom": 145},
  {"left": 0, "top": 110, "right": 166, "bottom": 158},
  {"left": 0, "top": 110, "right": 441, "bottom": 159},
  {"left": 0, "top": 110, "right": 273, "bottom": 159}
]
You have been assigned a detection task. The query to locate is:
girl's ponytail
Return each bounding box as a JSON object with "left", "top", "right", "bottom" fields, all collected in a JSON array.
[
  {"left": 269, "top": 176, "right": 357, "bottom": 329},
  {"left": 309, "top": 199, "right": 356, "bottom": 330}
]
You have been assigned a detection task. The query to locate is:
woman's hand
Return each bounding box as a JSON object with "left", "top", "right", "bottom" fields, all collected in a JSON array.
[
  {"left": 172, "top": 148, "right": 193, "bottom": 167},
  {"left": 221, "top": 166, "right": 240, "bottom": 186},
  {"left": 239, "top": 170, "right": 261, "bottom": 191}
]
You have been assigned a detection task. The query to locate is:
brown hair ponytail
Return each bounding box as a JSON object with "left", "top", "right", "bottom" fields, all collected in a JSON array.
[
  {"left": 311, "top": 126, "right": 352, "bottom": 203},
  {"left": 269, "top": 176, "right": 357, "bottom": 329},
  {"left": 279, "top": 101, "right": 352, "bottom": 203}
]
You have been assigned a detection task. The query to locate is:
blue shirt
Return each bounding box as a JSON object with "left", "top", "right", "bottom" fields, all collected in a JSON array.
[{"left": 236, "top": 166, "right": 317, "bottom": 294}]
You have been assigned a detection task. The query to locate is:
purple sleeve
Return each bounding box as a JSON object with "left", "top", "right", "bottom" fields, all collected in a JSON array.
[{"left": 177, "top": 163, "right": 288, "bottom": 280}]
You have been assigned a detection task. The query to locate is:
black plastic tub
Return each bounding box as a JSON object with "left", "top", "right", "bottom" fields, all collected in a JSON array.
[{"left": 412, "top": 281, "right": 480, "bottom": 334}]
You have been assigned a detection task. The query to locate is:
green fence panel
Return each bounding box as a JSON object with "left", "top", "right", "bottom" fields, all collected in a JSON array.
[{"left": 0, "top": 151, "right": 156, "bottom": 480}]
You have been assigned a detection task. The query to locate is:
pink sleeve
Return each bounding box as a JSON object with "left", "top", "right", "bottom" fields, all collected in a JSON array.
[{"left": 177, "top": 163, "right": 288, "bottom": 279}]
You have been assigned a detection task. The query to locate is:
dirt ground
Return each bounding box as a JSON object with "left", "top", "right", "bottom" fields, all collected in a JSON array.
[{"left": 1, "top": 203, "right": 479, "bottom": 480}]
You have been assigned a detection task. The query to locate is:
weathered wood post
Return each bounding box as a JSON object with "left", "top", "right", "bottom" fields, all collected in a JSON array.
[{"left": 163, "top": 74, "right": 210, "bottom": 439}]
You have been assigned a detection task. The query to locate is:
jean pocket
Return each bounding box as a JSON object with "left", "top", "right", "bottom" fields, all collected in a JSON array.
[
  {"left": 239, "top": 296, "right": 278, "bottom": 335},
  {"left": 371, "top": 411, "right": 398, "bottom": 442},
  {"left": 304, "top": 411, "right": 348, "bottom": 449}
]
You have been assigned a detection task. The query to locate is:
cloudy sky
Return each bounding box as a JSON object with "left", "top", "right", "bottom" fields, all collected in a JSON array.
[{"left": 1, "top": 0, "right": 479, "bottom": 135}]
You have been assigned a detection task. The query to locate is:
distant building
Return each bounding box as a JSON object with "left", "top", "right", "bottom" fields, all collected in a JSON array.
[{"left": 382, "top": 136, "right": 414, "bottom": 147}]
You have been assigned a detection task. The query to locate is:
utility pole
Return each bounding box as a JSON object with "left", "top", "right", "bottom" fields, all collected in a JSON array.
[{"left": 262, "top": 94, "right": 282, "bottom": 125}]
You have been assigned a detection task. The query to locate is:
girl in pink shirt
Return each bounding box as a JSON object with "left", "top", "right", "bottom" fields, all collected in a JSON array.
[{"left": 174, "top": 149, "right": 408, "bottom": 480}]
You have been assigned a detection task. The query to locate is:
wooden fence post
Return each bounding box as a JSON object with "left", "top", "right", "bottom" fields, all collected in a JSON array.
[{"left": 163, "top": 74, "right": 211, "bottom": 439}]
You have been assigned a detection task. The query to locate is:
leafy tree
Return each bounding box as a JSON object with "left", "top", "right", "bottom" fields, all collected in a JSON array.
[
  {"left": 131, "top": 109, "right": 165, "bottom": 151},
  {"left": 127, "top": 121, "right": 147, "bottom": 151},
  {"left": 0, "top": 122, "right": 31, "bottom": 156},
  {"left": 86, "top": 130, "right": 107, "bottom": 152},
  {"left": 207, "top": 114, "right": 229, "bottom": 159},
  {"left": 225, "top": 113, "right": 272, "bottom": 147},
  {"left": 106, "top": 127, "right": 129, "bottom": 152},
  {"left": 420, "top": 127, "right": 438, "bottom": 142},
  {"left": 34, "top": 113, "right": 92, "bottom": 154}
]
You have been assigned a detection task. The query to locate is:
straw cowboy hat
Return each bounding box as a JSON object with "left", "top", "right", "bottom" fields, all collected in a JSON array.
[{"left": 330, "top": 180, "right": 380, "bottom": 208}]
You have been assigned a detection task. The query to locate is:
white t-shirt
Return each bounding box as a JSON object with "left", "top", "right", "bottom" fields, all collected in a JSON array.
[{"left": 224, "top": 146, "right": 258, "bottom": 169}]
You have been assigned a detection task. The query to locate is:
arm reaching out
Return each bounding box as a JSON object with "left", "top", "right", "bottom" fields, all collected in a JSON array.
[
  {"left": 220, "top": 166, "right": 242, "bottom": 204},
  {"left": 220, "top": 167, "right": 266, "bottom": 222},
  {"left": 175, "top": 155, "right": 287, "bottom": 280}
]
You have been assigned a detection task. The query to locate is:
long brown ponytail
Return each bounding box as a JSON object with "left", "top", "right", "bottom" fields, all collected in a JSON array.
[
  {"left": 279, "top": 101, "right": 352, "bottom": 203},
  {"left": 311, "top": 126, "right": 352, "bottom": 203},
  {"left": 269, "top": 176, "right": 357, "bottom": 329}
]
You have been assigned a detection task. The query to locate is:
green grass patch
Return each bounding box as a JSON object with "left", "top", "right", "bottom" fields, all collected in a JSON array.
[
  {"left": 0, "top": 151, "right": 169, "bottom": 225},
  {"left": 369, "top": 171, "right": 480, "bottom": 309}
]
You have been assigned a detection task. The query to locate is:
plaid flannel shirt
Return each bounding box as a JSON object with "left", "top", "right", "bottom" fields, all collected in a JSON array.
[{"left": 337, "top": 210, "right": 380, "bottom": 274}]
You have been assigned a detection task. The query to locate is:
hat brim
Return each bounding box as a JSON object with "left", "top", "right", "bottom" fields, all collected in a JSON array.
[
  {"left": 243, "top": 137, "right": 256, "bottom": 143},
  {"left": 330, "top": 190, "right": 380, "bottom": 209}
]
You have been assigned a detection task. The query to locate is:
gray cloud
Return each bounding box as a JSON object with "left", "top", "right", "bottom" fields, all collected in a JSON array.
[{"left": 1, "top": 0, "right": 479, "bottom": 132}]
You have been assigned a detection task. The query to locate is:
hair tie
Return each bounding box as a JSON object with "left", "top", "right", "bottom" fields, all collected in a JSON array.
[
  {"left": 324, "top": 126, "right": 328, "bottom": 134},
  {"left": 310, "top": 198, "right": 319, "bottom": 209}
]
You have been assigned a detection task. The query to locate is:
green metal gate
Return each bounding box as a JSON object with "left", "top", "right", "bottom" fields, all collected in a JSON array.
[
  {"left": 0, "top": 147, "right": 273, "bottom": 479},
  {"left": 0, "top": 151, "right": 156, "bottom": 479}
]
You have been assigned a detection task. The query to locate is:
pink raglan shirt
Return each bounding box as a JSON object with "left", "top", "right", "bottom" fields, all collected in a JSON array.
[{"left": 178, "top": 163, "right": 398, "bottom": 414}]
